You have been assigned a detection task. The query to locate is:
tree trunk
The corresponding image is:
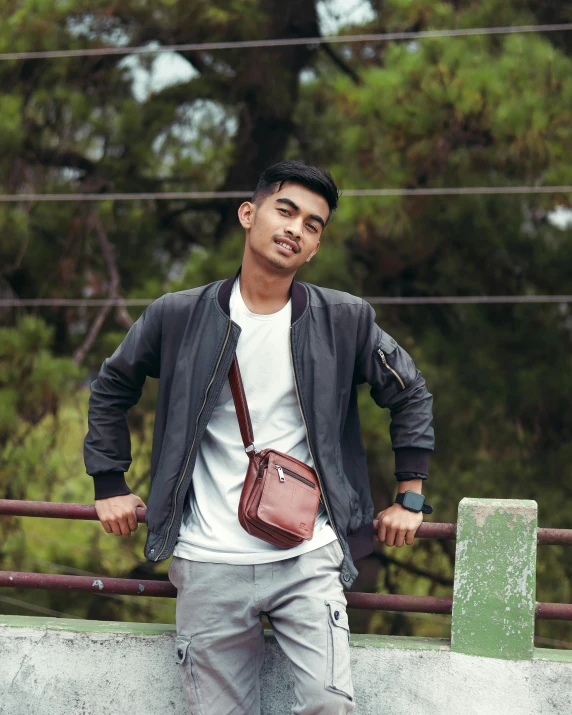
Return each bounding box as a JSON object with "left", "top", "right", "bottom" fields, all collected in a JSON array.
[{"left": 215, "top": 0, "right": 320, "bottom": 241}]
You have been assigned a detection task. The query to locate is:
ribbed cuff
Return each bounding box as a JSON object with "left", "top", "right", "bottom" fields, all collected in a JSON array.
[
  {"left": 93, "top": 471, "right": 132, "bottom": 500},
  {"left": 394, "top": 448, "right": 431, "bottom": 478},
  {"left": 395, "top": 472, "right": 428, "bottom": 482}
]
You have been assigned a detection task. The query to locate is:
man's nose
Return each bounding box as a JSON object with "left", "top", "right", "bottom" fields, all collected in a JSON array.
[{"left": 284, "top": 220, "right": 302, "bottom": 239}]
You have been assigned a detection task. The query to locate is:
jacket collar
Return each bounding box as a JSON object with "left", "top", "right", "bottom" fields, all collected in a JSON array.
[{"left": 217, "top": 267, "right": 307, "bottom": 325}]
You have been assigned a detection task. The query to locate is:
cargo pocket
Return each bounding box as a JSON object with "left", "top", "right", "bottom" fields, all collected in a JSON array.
[
  {"left": 175, "top": 635, "right": 203, "bottom": 713},
  {"left": 325, "top": 601, "right": 354, "bottom": 701}
]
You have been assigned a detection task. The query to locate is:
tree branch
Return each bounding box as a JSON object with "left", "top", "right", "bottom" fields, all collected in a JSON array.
[
  {"left": 366, "top": 550, "right": 454, "bottom": 587},
  {"left": 0, "top": 201, "right": 34, "bottom": 277},
  {"left": 146, "top": 74, "right": 232, "bottom": 107},
  {"left": 320, "top": 42, "right": 362, "bottom": 85},
  {"left": 73, "top": 208, "right": 133, "bottom": 364},
  {"left": 22, "top": 126, "right": 97, "bottom": 175}
]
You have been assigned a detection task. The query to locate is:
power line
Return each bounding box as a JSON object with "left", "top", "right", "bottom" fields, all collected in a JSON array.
[
  {"left": 2, "top": 186, "right": 572, "bottom": 202},
  {"left": 0, "top": 593, "right": 79, "bottom": 619},
  {"left": 2, "top": 23, "right": 572, "bottom": 61},
  {"left": 2, "top": 296, "right": 572, "bottom": 308},
  {"left": 364, "top": 296, "right": 572, "bottom": 305}
]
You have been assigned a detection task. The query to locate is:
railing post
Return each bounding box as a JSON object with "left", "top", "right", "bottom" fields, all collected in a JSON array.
[{"left": 451, "top": 497, "right": 537, "bottom": 659}]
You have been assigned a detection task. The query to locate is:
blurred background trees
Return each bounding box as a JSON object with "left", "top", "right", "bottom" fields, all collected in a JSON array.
[{"left": 1, "top": 0, "right": 572, "bottom": 645}]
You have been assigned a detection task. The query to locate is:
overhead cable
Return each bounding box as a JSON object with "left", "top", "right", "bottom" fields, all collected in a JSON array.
[
  {"left": 3, "top": 296, "right": 572, "bottom": 308},
  {"left": 364, "top": 296, "right": 572, "bottom": 305},
  {"left": 2, "top": 186, "right": 572, "bottom": 202},
  {"left": 1, "top": 23, "right": 572, "bottom": 61},
  {"left": 0, "top": 593, "right": 78, "bottom": 619}
]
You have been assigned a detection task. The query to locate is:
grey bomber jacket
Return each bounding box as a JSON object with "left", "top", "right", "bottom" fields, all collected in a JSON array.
[{"left": 84, "top": 274, "right": 434, "bottom": 587}]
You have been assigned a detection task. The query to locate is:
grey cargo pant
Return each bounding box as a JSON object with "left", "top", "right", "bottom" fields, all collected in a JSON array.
[{"left": 168, "top": 540, "right": 355, "bottom": 715}]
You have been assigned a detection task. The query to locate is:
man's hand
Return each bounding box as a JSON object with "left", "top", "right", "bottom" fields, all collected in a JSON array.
[
  {"left": 95, "top": 493, "right": 146, "bottom": 538},
  {"left": 375, "top": 504, "right": 423, "bottom": 547}
]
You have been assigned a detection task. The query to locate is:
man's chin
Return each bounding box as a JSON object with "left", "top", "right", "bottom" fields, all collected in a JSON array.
[{"left": 266, "top": 256, "right": 291, "bottom": 271}]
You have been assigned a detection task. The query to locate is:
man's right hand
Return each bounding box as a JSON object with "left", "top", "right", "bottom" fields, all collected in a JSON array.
[{"left": 95, "top": 493, "right": 146, "bottom": 538}]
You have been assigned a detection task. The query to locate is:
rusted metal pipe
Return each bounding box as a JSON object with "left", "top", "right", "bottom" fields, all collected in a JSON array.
[
  {"left": 0, "top": 501, "right": 455, "bottom": 539},
  {"left": 2, "top": 571, "right": 571, "bottom": 620},
  {"left": 346, "top": 592, "right": 452, "bottom": 614},
  {"left": 1, "top": 500, "right": 570, "bottom": 545},
  {"left": 1, "top": 501, "right": 454, "bottom": 539},
  {"left": 537, "top": 528, "right": 572, "bottom": 545},
  {"left": 0, "top": 571, "right": 450, "bottom": 613},
  {"left": 0, "top": 571, "right": 175, "bottom": 597},
  {"left": 416, "top": 522, "right": 456, "bottom": 540},
  {"left": 0, "top": 499, "right": 146, "bottom": 522},
  {"left": 371, "top": 518, "right": 456, "bottom": 539},
  {"left": 535, "top": 602, "right": 572, "bottom": 620}
]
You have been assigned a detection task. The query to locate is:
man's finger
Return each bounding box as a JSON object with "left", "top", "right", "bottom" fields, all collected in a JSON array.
[
  {"left": 378, "top": 522, "right": 387, "bottom": 543},
  {"left": 110, "top": 520, "right": 122, "bottom": 536},
  {"left": 384, "top": 526, "right": 396, "bottom": 547},
  {"left": 394, "top": 529, "right": 406, "bottom": 548},
  {"left": 117, "top": 516, "right": 132, "bottom": 537},
  {"left": 101, "top": 521, "right": 112, "bottom": 534},
  {"left": 405, "top": 530, "right": 415, "bottom": 546},
  {"left": 127, "top": 510, "right": 138, "bottom": 533}
]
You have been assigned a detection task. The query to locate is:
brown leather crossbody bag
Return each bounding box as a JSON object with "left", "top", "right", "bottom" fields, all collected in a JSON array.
[{"left": 229, "top": 357, "right": 322, "bottom": 548}]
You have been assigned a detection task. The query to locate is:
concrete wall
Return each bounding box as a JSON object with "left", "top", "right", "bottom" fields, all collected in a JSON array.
[{"left": 1, "top": 615, "right": 571, "bottom": 715}]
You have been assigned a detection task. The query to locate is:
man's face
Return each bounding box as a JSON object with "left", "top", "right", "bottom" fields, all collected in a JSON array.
[{"left": 238, "top": 182, "right": 328, "bottom": 272}]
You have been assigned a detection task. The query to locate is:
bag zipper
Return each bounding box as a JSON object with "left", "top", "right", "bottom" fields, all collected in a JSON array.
[
  {"left": 377, "top": 349, "right": 405, "bottom": 389},
  {"left": 276, "top": 464, "right": 316, "bottom": 488},
  {"left": 289, "top": 327, "right": 340, "bottom": 543},
  {"left": 154, "top": 319, "right": 233, "bottom": 560}
]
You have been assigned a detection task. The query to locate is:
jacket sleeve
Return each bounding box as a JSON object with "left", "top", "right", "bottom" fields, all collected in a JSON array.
[
  {"left": 354, "top": 300, "right": 434, "bottom": 477},
  {"left": 83, "top": 295, "right": 166, "bottom": 499}
]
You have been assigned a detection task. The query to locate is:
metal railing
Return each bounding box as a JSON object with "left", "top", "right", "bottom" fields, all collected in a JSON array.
[{"left": 0, "top": 499, "right": 571, "bottom": 620}]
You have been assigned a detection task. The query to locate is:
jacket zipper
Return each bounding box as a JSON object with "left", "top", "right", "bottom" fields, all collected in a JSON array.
[
  {"left": 377, "top": 349, "right": 405, "bottom": 389},
  {"left": 154, "top": 319, "right": 233, "bottom": 560},
  {"left": 289, "top": 327, "right": 341, "bottom": 544},
  {"left": 276, "top": 465, "right": 316, "bottom": 488}
]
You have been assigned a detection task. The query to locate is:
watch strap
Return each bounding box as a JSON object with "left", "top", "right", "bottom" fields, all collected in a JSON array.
[{"left": 395, "top": 491, "right": 433, "bottom": 515}]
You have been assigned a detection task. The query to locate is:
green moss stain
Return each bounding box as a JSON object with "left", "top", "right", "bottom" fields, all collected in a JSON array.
[
  {"left": 451, "top": 498, "right": 537, "bottom": 660},
  {"left": 0, "top": 615, "right": 175, "bottom": 635}
]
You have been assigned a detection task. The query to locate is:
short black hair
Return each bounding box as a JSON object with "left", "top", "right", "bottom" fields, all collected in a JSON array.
[{"left": 252, "top": 161, "right": 339, "bottom": 221}]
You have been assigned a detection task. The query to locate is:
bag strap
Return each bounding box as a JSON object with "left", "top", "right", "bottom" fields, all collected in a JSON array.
[{"left": 228, "top": 356, "right": 257, "bottom": 455}]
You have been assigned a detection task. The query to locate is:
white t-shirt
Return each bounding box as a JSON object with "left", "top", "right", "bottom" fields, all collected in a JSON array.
[{"left": 174, "top": 279, "right": 337, "bottom": 564}]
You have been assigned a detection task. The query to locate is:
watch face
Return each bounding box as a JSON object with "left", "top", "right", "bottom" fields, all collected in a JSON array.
[{"left": 403, "top": 491, "right": 425, "bottom": 511}]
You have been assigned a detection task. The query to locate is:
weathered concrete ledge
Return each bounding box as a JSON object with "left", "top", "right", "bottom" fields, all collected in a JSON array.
[{"left": 1, "top": 615, "right": 571, "bottom": 715}]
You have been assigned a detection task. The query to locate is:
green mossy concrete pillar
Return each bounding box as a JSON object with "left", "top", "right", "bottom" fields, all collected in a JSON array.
[{"left": 451, "top": 498, "right": 537, "bottom": 660}]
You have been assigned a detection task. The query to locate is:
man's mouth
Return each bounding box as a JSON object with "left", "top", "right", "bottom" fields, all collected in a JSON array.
[{"left": 274, "top": 237, "right": 298, "bottom": 253}]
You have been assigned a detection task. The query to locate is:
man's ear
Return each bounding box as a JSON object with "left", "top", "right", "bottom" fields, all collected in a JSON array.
[
  {"left": 306, "top": 241, "right": 320, "bottom": 263},
  {"left": 238, "top": 201, "right": 255, "bottom": 229}
]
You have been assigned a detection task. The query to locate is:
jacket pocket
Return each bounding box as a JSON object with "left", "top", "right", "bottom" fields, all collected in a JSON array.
[
  {"left": 325, "top": 601, "right": 354, "bottom": 701},
  {"left": 376, "top": 347, "right": 405, "bottom": 390}
]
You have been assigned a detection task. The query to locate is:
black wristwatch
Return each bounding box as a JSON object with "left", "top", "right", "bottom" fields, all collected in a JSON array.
[{"left": 395, "top": 490, "right": 433, "bottom": 515}]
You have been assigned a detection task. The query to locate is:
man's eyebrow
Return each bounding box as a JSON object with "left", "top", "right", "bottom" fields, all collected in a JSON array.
[{"left": 275, "top": 198, "right": 326, "bottom": 229}]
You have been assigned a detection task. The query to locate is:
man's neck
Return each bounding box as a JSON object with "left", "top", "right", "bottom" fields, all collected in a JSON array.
[{"left": 239, "top": 261, "right": 294, "bottom": 315}]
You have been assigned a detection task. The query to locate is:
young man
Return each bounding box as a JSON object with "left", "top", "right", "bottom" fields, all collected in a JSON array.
[{"left": 84, "top": 161, "right": 434, "bottom": 715}]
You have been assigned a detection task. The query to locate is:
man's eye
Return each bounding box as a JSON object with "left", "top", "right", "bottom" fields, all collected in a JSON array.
[
  {"left": 278, "top": 208, "right": 290, "bottom": 215},
  {"left": 306, "top": 224, "right": 317, "bottom": 232}
]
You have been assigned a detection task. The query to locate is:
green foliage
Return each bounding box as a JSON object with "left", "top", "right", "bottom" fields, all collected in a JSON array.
[{"left": 0, "top": 317, "right": 83, "bottom": 443}]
